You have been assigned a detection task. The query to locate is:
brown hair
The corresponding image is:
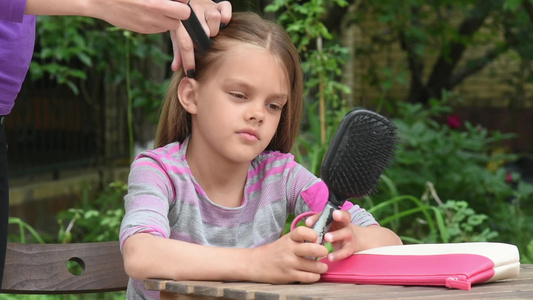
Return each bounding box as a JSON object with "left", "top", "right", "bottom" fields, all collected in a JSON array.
[{"left": 155, "top": 11, "right": 303, "bottom": 153}]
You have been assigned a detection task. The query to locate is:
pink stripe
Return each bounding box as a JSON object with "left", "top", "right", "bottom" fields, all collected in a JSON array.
[
  {"left": 132, "top": 160, "right": 164, "bottom": 170},
  {"left": 151, "top": 147, "right": 166, "bottom": 154},
  {"left": 120, "top": 226, "right": 168, "bottom": 249},
  {"left": 134, "top": 159, "right": 190, "bottom": 176},
  {"left": 300, "top": 181, "right": 329, "bottom": 211},
  {"left": 166, "top": 165, "right": 190, "bottom": 175},
  {"left": 131, "top": 160, "right": 177, "bottom": 203},
  {"left": 152, "top": 142, "right": 182, "bottom": 156},
  {"left": 247, "top": 153, "right": 296, "bottom": 178},
  {"left": 300, "top": 182, "right": 356, "bottom": 211},
  {"left": 167, "top": 142, "right": 184, "bottom": 155},
  {"left": 341, "top": 201, "right": 354, "bottom": 210},
  {"left": 246, "top": 164, "right": 292, "bottom": 194}
]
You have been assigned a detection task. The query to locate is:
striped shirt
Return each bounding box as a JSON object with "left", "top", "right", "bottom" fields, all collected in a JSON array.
[{"left": 119, "top": 137, "right": 378, "bottom": 299}]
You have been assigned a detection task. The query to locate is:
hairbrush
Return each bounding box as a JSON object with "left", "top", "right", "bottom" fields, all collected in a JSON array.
[
  {"left": 181, "top": 2, "right": 212, "bottom": 53},
  {"left": 313, "top": 109, "right": 398, "bottom": 245}
]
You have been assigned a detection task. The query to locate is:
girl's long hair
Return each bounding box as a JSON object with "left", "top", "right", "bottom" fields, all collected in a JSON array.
[{"left": 155, "top": 11, "right": 303, "bottom": 153}]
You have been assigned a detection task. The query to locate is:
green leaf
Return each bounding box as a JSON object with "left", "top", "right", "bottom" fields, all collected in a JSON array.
[{"left": 503, "top": 0, "right": 523, "bottom": 10}]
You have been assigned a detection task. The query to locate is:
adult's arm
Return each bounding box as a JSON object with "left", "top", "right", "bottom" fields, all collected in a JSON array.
[
  {"left": 25, "top": 0, "right": 191, "bottom": 34},
  {"left": 24, "top": 0, "right": 233, "bottom": 72}
]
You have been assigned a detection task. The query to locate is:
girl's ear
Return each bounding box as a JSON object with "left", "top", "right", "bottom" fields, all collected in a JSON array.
[{"left": 178, "top": 78, "right": 198, "bottom": 114}]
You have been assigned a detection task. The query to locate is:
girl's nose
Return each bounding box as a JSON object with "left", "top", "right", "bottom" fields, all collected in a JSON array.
[{"left": 246, "top": 103, "right": 265, "bottom": 124}]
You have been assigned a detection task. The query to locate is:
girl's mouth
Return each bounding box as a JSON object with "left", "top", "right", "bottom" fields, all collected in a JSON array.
[{"left": 237, "top": 129, "right": 259, "bottom": 141}]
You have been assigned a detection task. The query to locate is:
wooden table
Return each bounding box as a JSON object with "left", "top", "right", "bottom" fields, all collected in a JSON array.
[{"left": 145, "top": 264, "right": 533, "bottom": 300}]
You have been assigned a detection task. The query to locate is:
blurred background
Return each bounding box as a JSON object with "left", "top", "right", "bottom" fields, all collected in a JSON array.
[{"left": 6, "top": 1, "right": 533, "bottom": 298}]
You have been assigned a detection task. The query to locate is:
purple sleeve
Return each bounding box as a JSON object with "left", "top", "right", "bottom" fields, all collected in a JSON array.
[
  {"left": 0, "top": 14, "right": 36, "bottom": 115},
  {"left": 0, "top": 0, "right": 28, "bottom": 23}
]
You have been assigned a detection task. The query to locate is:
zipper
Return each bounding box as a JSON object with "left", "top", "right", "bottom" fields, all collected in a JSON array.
[
  {"left": 322, "top": 274, "right": 473, "bottom": 291},
  {"left": 446, "top": 275, "right": 471, "bottom": 290}
]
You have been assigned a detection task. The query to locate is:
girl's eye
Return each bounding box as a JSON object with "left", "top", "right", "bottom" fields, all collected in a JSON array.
[
  {"left": 266, "top": 103, "right": 283, "bottom": 111},
  {"left": 229, "top": 92, "right": 246, "bottom": 99}
]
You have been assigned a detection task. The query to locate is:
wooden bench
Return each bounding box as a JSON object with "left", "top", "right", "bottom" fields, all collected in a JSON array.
[{"left": 1, "top": 241, "right": 128, "bottom": 294}]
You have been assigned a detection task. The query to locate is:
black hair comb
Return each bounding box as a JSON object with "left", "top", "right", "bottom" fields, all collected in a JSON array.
[
  {"left": 181, "top": 2, "right": 212, "bottom": 53},
  {"left": 313, "top": 109, "right": 398, "bottom": 245}
]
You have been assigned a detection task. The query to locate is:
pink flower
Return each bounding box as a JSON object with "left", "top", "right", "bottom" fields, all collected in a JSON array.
[
  {"left": 447, "top": 113, "right": 462, "bottom": 129},
  {"left": 506, "top": 173, "right": 513, "bottom": 183}
]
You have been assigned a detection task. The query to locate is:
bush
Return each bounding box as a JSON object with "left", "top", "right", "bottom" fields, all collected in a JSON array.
[{"left": 363, "top": 96, "right": 533, "bottom": 262}]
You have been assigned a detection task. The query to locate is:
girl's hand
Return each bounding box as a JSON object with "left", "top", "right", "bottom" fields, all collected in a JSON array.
[
  {"left": 305, "top": 210, "right": 403, "bottom": 262},
  {"left": 248, "top": 226, "right": 329, "bottom": 283},
  {"left": 305, "top": 210, "right": 357, "bottom": 262},
  {"left": 322, "top": 210, "right": 358, "bottom": 261}
]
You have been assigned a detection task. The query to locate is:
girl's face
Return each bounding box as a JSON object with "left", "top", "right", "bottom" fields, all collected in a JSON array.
[{"left": 187, "top": 43, "right": 289, "bottom": 165}]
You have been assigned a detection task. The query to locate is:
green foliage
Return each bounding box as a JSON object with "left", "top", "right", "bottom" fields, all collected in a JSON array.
[
  {"left": 364, "top": 96, "right": 533, "bottom": 261},
  {"left": 8, "top": 217, "right": 45, "bottom": 244},
  {"left": 263, "top": 1, "right": 532, "bottom": 260},
  {"left": 293, "top": 102, "right": 351, "bottom": 175},
  {"left": 17, "top": 3, "right": 533, "bottom": 282},
  {"left": 349, "top": 0, "right": 533, "bottom": 106},
  {"left": 32, "top": 16, "right": 172, "bottom": 162},
  {"left": 57, "top": 181, "right": 127, "bottom": 243},
  {"left": 436, "top": 200, "right": 499, "bottom": 243},
  {"left": 33, "top": 16, "right": 170, "bottom": 101},
  {"left": 384, "top": 95, "right": 526, "bottom": 209},
  {"left": 266, "top": 0, "right": 353, "bottom": 175},
  {"left": 523, "top": 238, "right": 533, "bottom": 263},
  {"left": 31, "top": 16, "right": 96, "bottom": 95},
  {"left": 5, "top": 181, "right": 127, "bottom": 299},
  {"left": 366, "top": 193, "right": 498, "bottom": 245}
]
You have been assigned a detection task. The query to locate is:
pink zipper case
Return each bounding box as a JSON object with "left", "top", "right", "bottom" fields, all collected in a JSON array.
[{"left": 319, "top": 242, "right": 520, "bottom": 290}]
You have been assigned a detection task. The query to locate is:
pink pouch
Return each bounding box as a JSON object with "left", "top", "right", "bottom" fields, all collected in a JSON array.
[{"left": 319, "top": 242, "right": 520, "bottom": 290}]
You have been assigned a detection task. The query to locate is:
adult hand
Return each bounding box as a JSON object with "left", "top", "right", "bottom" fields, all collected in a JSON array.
[
  {"left": 247, "top": 226, "right": 328, "bottom": 284},
  {"left": 92, "top": 0, "right": 194, "bottom": 34},
  {"left": 170, "top": 0, "right": 232, "bottom": 72}
]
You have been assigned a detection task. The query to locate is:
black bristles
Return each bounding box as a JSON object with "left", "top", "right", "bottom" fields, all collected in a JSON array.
[{"left": 320, "top": 109, "right": 397, "bottom": 203}]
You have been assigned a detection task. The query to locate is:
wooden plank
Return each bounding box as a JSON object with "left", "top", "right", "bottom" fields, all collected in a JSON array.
[
  {"left": 2, "top": 241, "right": 128, "bottom": 294},
  {"left": 223, "top": 282, "right": 277, "bottom": 300},
  {"left": 145, "top": 279, "right": 169, "bottom": 291},
  {"left": 224, "top": 283, "right": 298, "bottom": 300},
  {"left": 281, "top": 283, "right": 434, "bottom": 300},
  {"left": 165, "top": 280, "right": 199, "bottom": 295},
  {"left": 256, "top": 283, "right": 375, "bottom": 300},
  {"left": 164, "top": 281, "right": 263, "bottom": 300}
]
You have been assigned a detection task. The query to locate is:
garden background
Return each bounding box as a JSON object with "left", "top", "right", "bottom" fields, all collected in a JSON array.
[{"left": 5, "top": 0, "right": 533, "bottom": 298}]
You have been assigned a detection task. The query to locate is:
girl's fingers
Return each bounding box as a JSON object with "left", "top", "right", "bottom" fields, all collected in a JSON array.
[
  {"left": 304, "top": 213, "right": 320, "bottom": 227},
  {"left": 290, "top": 226, "right": 319, "bottom": 243},
  {"left": 327, "top": 245, "right": 354, "bottom": 262}
]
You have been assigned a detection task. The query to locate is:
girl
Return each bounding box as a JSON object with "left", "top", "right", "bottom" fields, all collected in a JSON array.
[{"left": 120, "top": 11, "right": 402, "bottom": 299}]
